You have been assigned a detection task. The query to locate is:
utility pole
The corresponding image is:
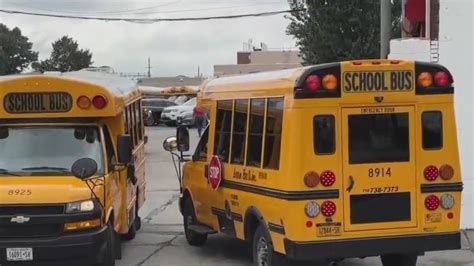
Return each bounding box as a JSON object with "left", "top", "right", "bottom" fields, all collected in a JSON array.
[
  {"left": 380, "top": 0, "right": 391, "bottom": 58},
  {"left": 147, "top": 57, "right": 151, "bottom": 78}
]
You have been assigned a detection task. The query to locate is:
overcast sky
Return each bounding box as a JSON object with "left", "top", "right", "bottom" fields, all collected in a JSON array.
[{"left": 0, "top": 0, "right": 296, "bottom": 77}]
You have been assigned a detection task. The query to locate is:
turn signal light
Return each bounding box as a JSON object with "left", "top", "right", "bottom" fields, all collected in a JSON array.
[
  {"left": 424, "top": 165, "right": 439, "bottom": 181},
  {"left": 64, "top": 218, "right": 101, "bottom": 231},
  {"left": 304, "top": 171, "right": 320, "bottom": 188},
  {"left": 418, "top": 72, "right": 433, "bottom": 87},
  {"left": 321, "top": 200, "right": 336, "bottom": 217},
  {"left": 92, "top": 95, "right": 108, "bottom": 109},
  {"left": 439, "top": 164, "right": 454, "bottom": 180},
  {"left": 425, "top": 195, "right": 440, "bottom": 211},
  {"left": 305, "top": 75, "right": 321, "bottom": 91},
  {"left": 77, "top": 96, "right": 91, "bottom": 109}
]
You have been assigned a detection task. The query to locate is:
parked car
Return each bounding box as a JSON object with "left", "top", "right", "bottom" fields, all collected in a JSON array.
[
  {"left": 176, "top": 110, "right": 195, "bottom": 127},
  {"left": 161, "top": 97, "right": 196, "bottom": 126},
  {"left": 142, "top": 98, "right": 177, "bottom": 126},
  {"left": 173, "top": 95, "right": 189, "bottom": 105}
]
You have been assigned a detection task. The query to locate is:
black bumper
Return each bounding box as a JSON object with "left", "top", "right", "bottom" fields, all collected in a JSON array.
[
  {"left": 284, "top": 232, "right": 461, "bottom": 261},
  {"left": 0, "top": 226, "right": 107, "bottom": 266}
]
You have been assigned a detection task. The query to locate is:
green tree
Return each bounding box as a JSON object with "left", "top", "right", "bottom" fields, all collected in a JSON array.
[
  {"left": 0, "top": 23, "right": 38, "bottom": 75},
  {"left": 287, "top": 0, "right": 402, "bottom": 65},
  {"left": 34, "top": 36, "right": 92, "bottom": 72}
]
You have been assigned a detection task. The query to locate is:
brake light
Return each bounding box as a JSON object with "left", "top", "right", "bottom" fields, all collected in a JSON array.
[
  {"left": 390, "top": 60, "right": 400, "bottom": 64},
  {"left": 434, "top": 71, "right": 450, "bottom": 87},
  {"left": 424, "top": 165, "right": 439, "bottom": 181},
  {"left": 304, "top": 171, "right": 319, "bottom": 188},
  {"left": 77, "top": 96, "right": 91, "bottom": 109},
  {"left": 305, "top": 75, "right": 321, "bottom": 91},
  {"left": 92, "top": 95, "right": 108, "bottom": 109},
  {"left": 320, "top": 170, "right": 336, "bottom": 187},
  {"left": 417, "top": 72, "right": 433, "bottom": 87},
  {"left": 439, "top": 164, "right": 454, "bottom": 180},
  {"left": 425, "top": 195, "right": 440, "bottom": 210},
  {"left": 322, "top": 74, "right": 338, "bottom": 90},
  {"left": 321, "top": 201, "right": 336, "bottom": 217}
]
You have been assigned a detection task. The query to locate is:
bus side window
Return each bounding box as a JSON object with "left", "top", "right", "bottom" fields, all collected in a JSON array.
[
  {"left": 263, "top": 97, "right": 284, "bottom": 170},
  {"left": 214, "top": 100, "right": 233, "bottom": 162},
  {"left": 422, "top": 111, "right": 443, "bottom": 149},
  {"left": 313, "top": 115, "right": 336, "bottom": 154},
  {"left": 246, "top": 98, "right": 265, "bottom": 167},
  {"left": 194, "top": 127, "right": 209, "bottom": 161},
  {"left": 103, "top": 126, "right": 116, "bottom": 173},
  {"left": 231, "top": 99, "right": 249, "bottom": 165},
  {"left": 138, "top": 101, "right": 144, "bottom": 141}
]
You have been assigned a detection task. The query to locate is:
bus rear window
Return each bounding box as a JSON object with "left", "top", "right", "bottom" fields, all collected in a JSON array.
[
  {"left": 314, "top": 115, "right": 335, "bottom": 154},
  {"left": 349, "top": 113, "right": 409, "bottom": 164},
  {"left": 422, "top": 111, "right": 443, "bottom": 149}
]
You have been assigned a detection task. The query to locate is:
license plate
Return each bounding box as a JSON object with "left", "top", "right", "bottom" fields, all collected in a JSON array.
[
  {"left": 6, "top": 248, "right": 33, "bottom": 261},
  {"left": 316, "top": 223, "right": 341, "bottom": 237}
]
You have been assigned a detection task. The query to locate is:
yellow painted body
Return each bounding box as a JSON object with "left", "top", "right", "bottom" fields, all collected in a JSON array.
[
  {"left": 183, "top": 60, "right": 462, "bottom": 255},
  {"left": 0, "top": 72, "right": 146, "bottom": 235}
]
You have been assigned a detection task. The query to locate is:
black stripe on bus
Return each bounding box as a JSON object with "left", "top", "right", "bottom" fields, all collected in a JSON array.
[
  {"left": 211, "top": 207, "right": 243, "bottom": 222},
  {"left": 268, "top": 223, "right": 286, "bottom": 235},
  {"left": 220, "top": 180, "right": 339, "bottom": 200},
  {"left": 421, "top": 182, "right": 463, "bottom": 193}
]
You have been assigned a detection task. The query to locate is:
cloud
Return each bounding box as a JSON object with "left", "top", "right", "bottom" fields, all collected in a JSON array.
[{"left": 0, "top": 0, "right": 296, "bottom": 77}]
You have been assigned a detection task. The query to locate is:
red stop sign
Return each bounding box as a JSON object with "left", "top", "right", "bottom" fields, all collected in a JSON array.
[{"left": 208, "top": 155, "right": 222, "bottom": 190}]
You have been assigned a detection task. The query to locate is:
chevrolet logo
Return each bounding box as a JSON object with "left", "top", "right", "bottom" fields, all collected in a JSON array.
[{"left": 10, "top": 216, "right": 30, "bottom": 224}]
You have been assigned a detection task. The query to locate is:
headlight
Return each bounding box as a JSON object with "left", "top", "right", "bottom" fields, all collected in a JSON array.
[{"left": 66, "top": 199, "right": 95, "bottom": 213}]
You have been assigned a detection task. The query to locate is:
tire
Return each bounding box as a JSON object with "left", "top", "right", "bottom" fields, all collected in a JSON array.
[
  {"left": 381, "top": 254, "right": 417, "bottom": 266},
  {"left": 252, "top": 224, "right": 288, "bottom": 266},
  {"left": 97, "top": 221, "right": 116, "bottom": 266},
  {"left": 183, "top": 199, "right": 207, "bottom": 246},
  {"left": 123, "top": 203, "right": 141, "bottom": 240}
]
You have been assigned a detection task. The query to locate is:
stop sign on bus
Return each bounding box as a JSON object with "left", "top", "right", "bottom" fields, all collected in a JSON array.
[{"left": 208, "top": 155, "right": 222, "bottom": 190}]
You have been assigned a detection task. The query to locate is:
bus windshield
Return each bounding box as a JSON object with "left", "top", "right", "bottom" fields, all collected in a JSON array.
[{"left": 0, "top": 126, "right": 104, "bottom": 176}]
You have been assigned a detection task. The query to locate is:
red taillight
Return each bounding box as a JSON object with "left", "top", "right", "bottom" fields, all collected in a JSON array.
[
  {"left": 321, "top": 201, "right": 336, "bottom": 217},
  {"left": 320, "top": 170, "right": 336, "bottom": 187},
  {"left": 425, "top": 195, "right": 440, "bottom": 210},
  {"left": 439, "top": 164, "right": 454, "bottom": 180},
  {"left": 305, "top": 221, "right": 313, "bottom": 228},
  {"left": 305, "top": 75, "right": 321, "bottom": 91},
  {"left": 352, "top": 61, "right": 363, "bottom": 65},
  {"left": 92, "top": 95, "right": 108, "bottom": 109},
  {"left": 434, "top": 71, "right": 450, "bottom": 87},
  {"left": 77, "top": 96, "right": 91, "bottom": 109},
  {"left": 424, "top": 165, "right": 439, "bottom": 181},
  {"left": 390, "top": 60, "right": 400, "bottom": 64}
]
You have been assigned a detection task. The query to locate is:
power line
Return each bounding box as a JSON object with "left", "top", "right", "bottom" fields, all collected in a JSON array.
[{"left": 0, "top": 9, "right": 297, "bottom": 23}]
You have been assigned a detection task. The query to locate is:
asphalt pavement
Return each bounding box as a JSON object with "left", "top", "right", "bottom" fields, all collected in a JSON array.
[{"left": 117, "top": 126, "right": 474, "bottom": 266}]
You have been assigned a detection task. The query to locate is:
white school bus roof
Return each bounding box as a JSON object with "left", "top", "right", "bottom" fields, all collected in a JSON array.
[{"left": 0, "top": 70, "right": 141, "bottom": 119}]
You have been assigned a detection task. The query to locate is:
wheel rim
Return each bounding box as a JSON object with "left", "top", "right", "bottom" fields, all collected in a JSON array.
[{"left": 256, "top": 236, "right": 269, "bottom": 266}]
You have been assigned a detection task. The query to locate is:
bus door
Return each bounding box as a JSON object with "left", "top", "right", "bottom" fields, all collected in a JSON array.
[{"left": 341, "top": 106, "right": 417, "bottom": 231}]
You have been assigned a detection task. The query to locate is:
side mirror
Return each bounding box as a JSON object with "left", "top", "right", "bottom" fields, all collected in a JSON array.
[
  {"left": 163, "top": 136, "right": 177, "bottom": 152},
  {"left": 117, "top": 135, "right": 132, "bottom": 164},
  {"left": 71, "top": 158, "right": 98, "bottom": 180},
  {"left": 176, "top": 126, "right": 190, "bottom": 152}
]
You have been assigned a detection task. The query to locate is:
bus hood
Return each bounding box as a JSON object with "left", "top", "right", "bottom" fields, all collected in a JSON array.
[{"left": 0, "top": 176, "right": 94, "bottom": 204}]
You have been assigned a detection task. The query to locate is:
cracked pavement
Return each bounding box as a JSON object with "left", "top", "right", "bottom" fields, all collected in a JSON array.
[{"left": 118, "top": 126, "right": 474, "bottom": 266}]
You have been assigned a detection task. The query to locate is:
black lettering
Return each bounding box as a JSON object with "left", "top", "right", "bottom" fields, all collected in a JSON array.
[
  {"left": 374, "top": 73, "right": 382, "bottom": 91},
  {"left": 27, "top": 95, "right": 34, "bottom": 111},
  {"left": 352, "top": 73, "right": 359, "bottom": 91},
  {"left": 391, "top": 72, "right": 398, "bottom": 90},
  {"left": 359, "top": 72, "right": 366, "bottom": 91},
  {"left": 50, "top": 95, "right": 55, "bottom": 110},
  {"left": 61, "top": 94, "right": 69, "bottom": 110},
  {"left": 366, "top": 73, "right": 374, "bottom": 91},
  {"left": 344, "top": 73, "right": 352, "bottom": 91},
  {"left": 405, "top": 71, "right": 412, "bottom": 90},
  {"left": 7, "top": 95, "right": 14, "bottom": 112},
  {"left": 398, "top": 72, "right": 405, "bottom": 90}
]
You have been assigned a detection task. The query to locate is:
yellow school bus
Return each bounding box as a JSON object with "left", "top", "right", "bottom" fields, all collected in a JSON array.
[
  {"left": 164, "top": 60, "right": 463, "bottom": 266},
  {"left": 0, "top": 70, "right": 146, "bottom": 266}
]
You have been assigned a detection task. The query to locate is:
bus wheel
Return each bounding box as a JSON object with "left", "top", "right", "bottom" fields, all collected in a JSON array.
[
  {"left": 252, "top": 224, "right": 287, "bottom": 266},
  {"left": 183, "top": 199, "right": 207, "bottom": 246},
  {"left": 381, "top": 254, "right": 417, "bottom": 266},
  {"left": 123, "top": 206, "right": 140, "bottom": 241},
  {"left": 98, "top": 221, "right": 116, "bottom": 266},
  {"left": 145, "top": 116, "right": 155, "bottom": 126}
]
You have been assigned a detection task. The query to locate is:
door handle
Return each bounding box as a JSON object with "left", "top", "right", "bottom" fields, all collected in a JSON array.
[{"left": 346, "top": 175, "right": 355, "bottom": 192}]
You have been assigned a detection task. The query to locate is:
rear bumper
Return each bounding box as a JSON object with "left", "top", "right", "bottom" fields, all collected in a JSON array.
[
  {"left": 284, "top": 232, "right": 461, "bottom": 261},
  {"left": 0, "top": 226, "right": 107, "bottom": 266}
]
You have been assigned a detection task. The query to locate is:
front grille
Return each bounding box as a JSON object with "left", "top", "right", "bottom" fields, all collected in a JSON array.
[
  {"left": 0, "top": 224, "right": 63, "bottom": 238},
  {"left": 0, "top": 205, "right": 64, "bottom": 215},
  {"left": 350, "top": 192, "right": 411, "bottom": 224}
]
